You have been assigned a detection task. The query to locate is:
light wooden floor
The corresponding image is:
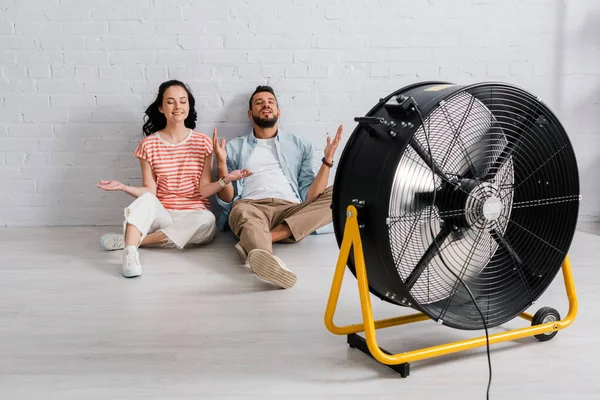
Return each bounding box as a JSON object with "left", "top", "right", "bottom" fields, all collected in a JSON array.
[{"left": 0, "top": 224, "right": 598, "bottom": 399}]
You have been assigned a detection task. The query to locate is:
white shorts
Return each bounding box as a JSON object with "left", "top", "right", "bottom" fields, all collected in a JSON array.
[{"left": 123, "top": 193, "right": 216, "bottom": 249}]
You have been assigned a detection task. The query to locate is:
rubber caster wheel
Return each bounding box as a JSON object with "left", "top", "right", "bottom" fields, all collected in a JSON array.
[{"left": 532, "top": 306, "right": 560, "bottom": 342}]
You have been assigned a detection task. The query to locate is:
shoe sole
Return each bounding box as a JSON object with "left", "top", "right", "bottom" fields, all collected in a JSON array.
[
  {"left": 248, "top": 251, "right": 297, "bottom": 289},
  {"left": 122, "top": 271, "right": 142, "bottom": 278},
  {"left": 122, "top": 271, "right": 141, "bottom": 278}
]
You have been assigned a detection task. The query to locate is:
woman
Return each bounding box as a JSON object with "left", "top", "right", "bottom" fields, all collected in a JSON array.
[{"left": 97, "top": 80, "right": 250, "bottom": 278}]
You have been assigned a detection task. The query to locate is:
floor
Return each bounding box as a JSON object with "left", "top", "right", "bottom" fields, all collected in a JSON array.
[{"left": 0, "top": 224, "right": 598, "bottom": 399}]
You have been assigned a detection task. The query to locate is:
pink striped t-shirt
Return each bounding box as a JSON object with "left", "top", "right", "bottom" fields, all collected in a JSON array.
[{"left": 134, "top": 130, "right": 213, "bottom": 211}]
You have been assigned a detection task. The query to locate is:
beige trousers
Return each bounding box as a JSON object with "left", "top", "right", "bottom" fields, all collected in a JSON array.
[{"left": 228, "top": 186, "right": 333, "bottom": 254}]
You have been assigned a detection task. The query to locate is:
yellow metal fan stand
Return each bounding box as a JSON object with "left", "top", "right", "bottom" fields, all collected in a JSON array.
[{"left": 324, "top": 205, "right": 579, "bottom": 377}]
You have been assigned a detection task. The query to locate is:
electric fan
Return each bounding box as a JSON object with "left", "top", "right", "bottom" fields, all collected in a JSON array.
[{"left": 324, "top": 81, "right": 580, "bottom": 377}]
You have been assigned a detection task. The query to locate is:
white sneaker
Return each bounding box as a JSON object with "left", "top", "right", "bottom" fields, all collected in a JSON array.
[
  {"left": 234, "top": 242, "right": 248, "bottom": 263},
  {"left": 100, "top": 233, "right": 125, "bottom": 251},
  {"left": 247, "top": 249, "right": 297, "bottom": 289},
  {"left": 122, "top": 246, "right": 142, "bottom": 278}
]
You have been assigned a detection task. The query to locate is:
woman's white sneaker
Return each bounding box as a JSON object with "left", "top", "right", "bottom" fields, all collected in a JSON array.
[
  {"left": 122, "top": 246, "right": 142, "bottom": 278},
  {"left": 100, "top": 233, "right": 125, "bottom": 251}
]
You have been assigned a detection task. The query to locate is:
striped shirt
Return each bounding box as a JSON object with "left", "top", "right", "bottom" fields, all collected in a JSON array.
[{"left": 134, "top": 129, "right": 213, "bottom": 211}]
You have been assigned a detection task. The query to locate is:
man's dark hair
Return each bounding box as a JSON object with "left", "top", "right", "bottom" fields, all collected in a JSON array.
[{"left": 249, "top": 85, "right": 278, "bottom": 110}]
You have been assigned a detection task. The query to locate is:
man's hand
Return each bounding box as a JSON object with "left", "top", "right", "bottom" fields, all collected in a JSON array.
[
  {"left": 213, "top": 128, "right": 227, "bottom": 163},
  {"left": 324, "top": 125, "right": 343, "bottom": 164},
  {"left": 97, "top": 180, "right": 126, "bottom": 191},
  {"left": 306, "top": 125, "right": 342, "bottom": 200},
  {"left": 226, "top": 169, "right": 252, "bottom": 182}
]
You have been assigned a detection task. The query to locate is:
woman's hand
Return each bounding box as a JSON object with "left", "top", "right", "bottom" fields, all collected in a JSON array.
[
  {"left": 97, "top": 180, "right": 126, "bottom": 191},
  {"left": 226, "top": 169, "right": 252, "bottom": 182},
  {"left": 213, "top": 128, "right": 227, "bottom": 164}
]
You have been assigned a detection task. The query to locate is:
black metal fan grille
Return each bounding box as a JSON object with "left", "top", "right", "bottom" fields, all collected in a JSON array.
[{"left": 387, "top": 85, "right": 579, "bottom": 330}]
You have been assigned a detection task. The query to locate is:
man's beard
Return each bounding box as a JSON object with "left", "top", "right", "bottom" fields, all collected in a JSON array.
[{"left": 252, "top": 113, "right": 278, "bottom": 128}]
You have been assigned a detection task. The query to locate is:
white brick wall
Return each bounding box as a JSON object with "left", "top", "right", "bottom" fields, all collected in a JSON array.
[{"left": 0, "top": 0, "right": 599, "bottom": 226}]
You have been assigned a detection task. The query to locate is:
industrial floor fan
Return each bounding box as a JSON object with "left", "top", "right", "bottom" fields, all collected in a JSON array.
[{"left": 325, "top": 81, "right": 580, "bottom": 377}]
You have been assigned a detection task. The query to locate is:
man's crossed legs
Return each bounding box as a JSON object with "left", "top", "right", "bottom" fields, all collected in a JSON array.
[{"left": 228, "top": 186, "right": 333, "bottom": 289}]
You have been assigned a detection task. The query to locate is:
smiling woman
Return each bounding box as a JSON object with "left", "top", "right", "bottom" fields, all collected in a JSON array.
[
  {"left": 141, "top": 80, "right": 198, "bottom": 138},
  {"left": 95, "top": 80, "right": 251, "bottom": 279}
]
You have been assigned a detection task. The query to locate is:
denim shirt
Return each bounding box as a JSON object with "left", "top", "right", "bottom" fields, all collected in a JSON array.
[{"left": 216, "top": 130, "right": 318, "bottom": 231}]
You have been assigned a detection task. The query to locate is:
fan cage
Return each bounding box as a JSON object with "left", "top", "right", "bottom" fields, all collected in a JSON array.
[{"left": 384, "top": 84, "right": 580, "bottom": 329}]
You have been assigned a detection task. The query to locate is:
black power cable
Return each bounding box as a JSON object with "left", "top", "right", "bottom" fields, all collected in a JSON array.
[{"left": 412, "top": 101, "right": 493, "bottom": 400}]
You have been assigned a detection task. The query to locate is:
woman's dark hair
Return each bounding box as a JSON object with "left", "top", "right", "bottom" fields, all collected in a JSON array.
[{"left": 142, "top": 80, "right": 197, "bottom": 136}]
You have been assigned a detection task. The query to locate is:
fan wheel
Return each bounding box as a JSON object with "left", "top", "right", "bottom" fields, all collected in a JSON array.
[{"left": 532, "top": 306, "right": 560, "bottom": 341}]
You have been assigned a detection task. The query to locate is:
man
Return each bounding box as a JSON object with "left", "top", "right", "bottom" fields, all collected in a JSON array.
[{"left": 216, "top": 85, "right": 342, "bottom": 289}]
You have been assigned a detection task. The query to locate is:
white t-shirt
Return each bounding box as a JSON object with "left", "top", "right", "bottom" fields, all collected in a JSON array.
[{"left": 241, "top": 138, "right": 301, "bottom": 203}]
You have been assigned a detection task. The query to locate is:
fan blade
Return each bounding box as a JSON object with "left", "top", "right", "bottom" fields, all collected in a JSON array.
[
  {"left": 481, "top": 139, "right": 519, "bottom": 181},
  {"left": 482, "top": 109, "right": 542, "bottom": 181},
  {"left": 391, "top": 156, "right": 438, "bottom": 214},
  {"left": 457, "top": 132, "right": 500, "bottom": 180},
  {"left": 417, "top": 223, "right": 498, "bottom": 304},
  {"left": 409, "top": 137, "right": 450, "bottom": 182},
  {"left": 436, "top": 92, "right": 494, "bottom": 180},
  {"left": 405, "top": 224, "right": 451, "bottom": 290}
]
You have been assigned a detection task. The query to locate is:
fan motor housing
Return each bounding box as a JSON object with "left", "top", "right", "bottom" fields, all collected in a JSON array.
[{"left": 332, "top": 81, "right": 580, "bottom": 330}]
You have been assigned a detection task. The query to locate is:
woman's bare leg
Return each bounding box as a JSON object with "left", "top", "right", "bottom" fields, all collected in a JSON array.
[
  {"left": 124, "top": 223, "right": 142, "bottom": 247},
  {"left": 124, "top": 223, "right": 170, "bottom": 248},
  {"left": 140, "top": 231, "right": 169, "bottom": 247}
]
